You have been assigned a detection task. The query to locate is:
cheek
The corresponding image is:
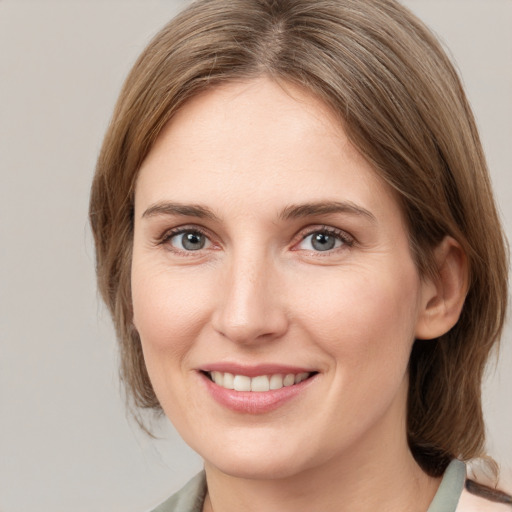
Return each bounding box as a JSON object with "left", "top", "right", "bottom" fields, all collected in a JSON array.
[
  {"left": 293, "top": 263, "right": 421, "bottom": 370},
  {"left": 131, "top": 259, "right": 215, "bottom": 368},
  {"left": 130, "top": 260, "right": 219, "bottom": 422}
]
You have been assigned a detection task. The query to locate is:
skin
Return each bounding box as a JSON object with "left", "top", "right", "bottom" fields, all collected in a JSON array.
[{"left": 132, "top": 77, "right": 467, "bottom": 512}]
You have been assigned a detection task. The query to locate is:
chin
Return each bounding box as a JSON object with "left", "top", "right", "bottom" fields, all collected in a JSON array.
[
  {"left": 199, "top": 434, "right": 323, "bottom": 481},
  {"left": 207, "top": 454, "right": 310, "bottom": 481}
]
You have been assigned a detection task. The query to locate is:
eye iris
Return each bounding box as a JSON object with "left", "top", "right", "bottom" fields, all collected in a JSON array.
[
  {"left": 182, "top": 232, "right": 205, "bottom": 250},
  {"left": 311, "top": 232, "right": 336, "bottom": 251}
]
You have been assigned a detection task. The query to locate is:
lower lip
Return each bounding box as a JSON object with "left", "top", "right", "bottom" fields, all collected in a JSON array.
[{"left": 200, "top": 373, "right": 317, "bottom": 414}]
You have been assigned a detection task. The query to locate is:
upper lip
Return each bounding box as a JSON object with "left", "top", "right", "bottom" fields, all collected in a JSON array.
[{"left": 200, "top": 363, "right": 316, "bottom": 377}]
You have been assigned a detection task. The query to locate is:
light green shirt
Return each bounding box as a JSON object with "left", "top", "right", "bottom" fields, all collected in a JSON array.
[{"left": 151, "top": 459, "right": 466, "bottom": 512}]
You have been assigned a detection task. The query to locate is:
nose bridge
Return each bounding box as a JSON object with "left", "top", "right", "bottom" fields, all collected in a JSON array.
[{"left": 212, "top": 245, "right": 287, "bottom": 344}]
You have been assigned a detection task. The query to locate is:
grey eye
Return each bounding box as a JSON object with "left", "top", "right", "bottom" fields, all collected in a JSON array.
[
  {"left": 171, "top": 231, "right": 207, "bottom": 251},
  {"left": 311, "top": 232, "right": 337, "bottom": 251},
  {"left": 298, "top": 231, "right": 344, "bottom": 252}
]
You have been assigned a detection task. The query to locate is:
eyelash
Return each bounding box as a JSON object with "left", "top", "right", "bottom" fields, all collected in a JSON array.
[
  {"left": 296, "top": 226, "right": 355, "bottom": 253},
  {"left": 156, "top": 225, "right": 355, "bottom": 255},
  {"left": 157, "top": 226, "right": 213, "bottom": 254}
]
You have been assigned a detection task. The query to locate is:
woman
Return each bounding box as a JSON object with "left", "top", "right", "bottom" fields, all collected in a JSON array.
[{"left": 89, "top": 0, "right": 510, "bottom": 510}]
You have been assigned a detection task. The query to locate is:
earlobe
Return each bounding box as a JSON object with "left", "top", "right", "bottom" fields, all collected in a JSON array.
[{"left": 415, "top": 236, "right": 469, "bottom": 340}]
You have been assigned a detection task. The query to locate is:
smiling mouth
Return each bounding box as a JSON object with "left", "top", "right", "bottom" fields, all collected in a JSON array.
[{"left": 203, "top": 371, "right": 316, "bottom": 392}]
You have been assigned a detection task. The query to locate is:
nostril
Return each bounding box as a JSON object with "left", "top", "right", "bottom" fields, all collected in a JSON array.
[{"left": 210, "top": 269, "right": 289, "bottom": 344}]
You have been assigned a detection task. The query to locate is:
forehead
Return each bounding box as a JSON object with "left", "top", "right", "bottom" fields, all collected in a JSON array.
[
  {"left": 142, "top": 77, "right": 349, "bottom": 172},
  {"left": 135, "top": 77, "right": 401, "bottom": 226}
]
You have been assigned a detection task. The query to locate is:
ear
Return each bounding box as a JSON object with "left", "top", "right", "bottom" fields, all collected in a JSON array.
[{"left": 415, "top": 236, "right": 469, "bottom": 340}]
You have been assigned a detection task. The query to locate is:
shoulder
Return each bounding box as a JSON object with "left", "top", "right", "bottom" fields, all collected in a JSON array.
[
  {"left": 457, "top": 486, "right": 511, "bottom": 512},
  {"left": 457, "top": 461, "right": 512, "bottom": 512},
  {"left": 434, "top": 459, "right": 511, "bottom": 512},
  {"left": 150, "top": 472, "right": 206, "bottom": 512}
]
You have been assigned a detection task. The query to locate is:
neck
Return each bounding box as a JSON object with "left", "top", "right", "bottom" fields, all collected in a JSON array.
[{"left": 202, "top": 386, "right": 441, "bottom": 512}]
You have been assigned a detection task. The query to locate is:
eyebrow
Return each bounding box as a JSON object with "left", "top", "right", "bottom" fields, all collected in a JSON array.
[
  {"left": 279, "top": 201, "right": 376, "bottom": 222},
  {"left": 141, "top": 200, "right": 376, "bottom": 223},
  {"left": 142, "top": 202, "right": 221, "bottom": 221}
]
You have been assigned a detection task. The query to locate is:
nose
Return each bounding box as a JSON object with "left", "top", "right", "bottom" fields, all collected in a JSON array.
[{"left": 211, "top": 252, "right": 289, "bottom": 345}]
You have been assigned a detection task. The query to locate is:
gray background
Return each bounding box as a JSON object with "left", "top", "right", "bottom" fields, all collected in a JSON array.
[{"left": 0, "top": 1, "right": 511, "bottom": 511}]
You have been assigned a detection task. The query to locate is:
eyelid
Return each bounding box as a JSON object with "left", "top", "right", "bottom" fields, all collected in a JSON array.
[
  {"left": 153, "top": 223, "right": 354, "bottom": 254},
  {"left": 156, "top": 224, "right": 218, "bottom": 252},
  {"left": 292, "top": 225, "right": 355, "bottom": 251}
]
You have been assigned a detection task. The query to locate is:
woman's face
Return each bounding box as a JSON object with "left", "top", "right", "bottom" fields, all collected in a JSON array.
[{"left": 132, "top": 77, "right": 431, "bottom": 479}]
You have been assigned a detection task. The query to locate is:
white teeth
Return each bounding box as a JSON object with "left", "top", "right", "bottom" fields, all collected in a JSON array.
[
  {"left": 211, "top": 371, "right": 223, "bottom": 386},
  {"left": 208, "top": 371, "right": 312, "bottom": 392},
  {"left": 283, "top": 374, "right": 295, "bottom": 386},
  {"left": 295, "top": 372, "right": 309, "bottom": 384},
  {"left": 223, "top": 372, "right": 234, "bottom": 389},
  {"left": 233, "top": 375, "right": 251, "bottom": 391},
  {"left": 251, "top": 375, "right": 270, "bottom": 392},
  {"left": 269, "top": 374, "right": 283, "bottom": 390}
]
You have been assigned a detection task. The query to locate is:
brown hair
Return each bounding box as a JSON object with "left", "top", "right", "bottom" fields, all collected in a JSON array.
[{"left": 89, "top": 0, "right": 508, "bottom": 478}]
